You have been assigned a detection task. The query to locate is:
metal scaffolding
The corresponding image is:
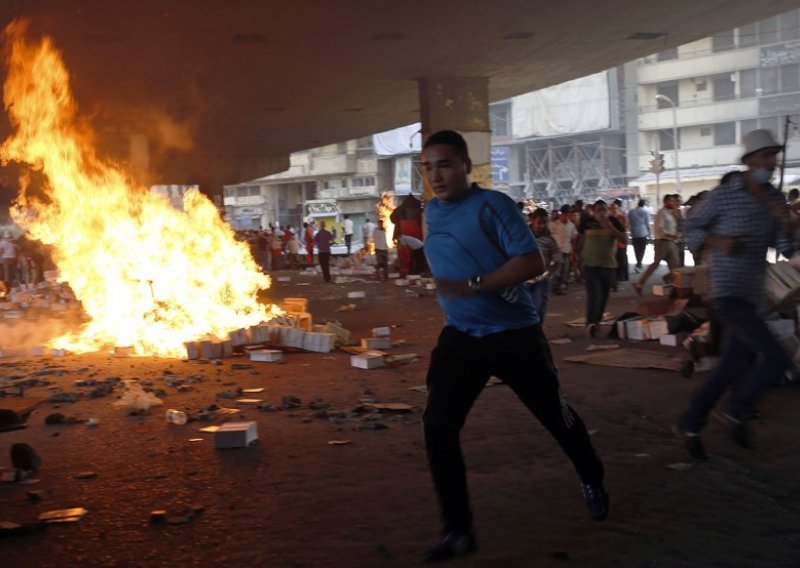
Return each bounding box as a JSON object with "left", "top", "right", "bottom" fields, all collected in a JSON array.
[{"left": 523, "top": 134, "right": 627, "bottom": 203}]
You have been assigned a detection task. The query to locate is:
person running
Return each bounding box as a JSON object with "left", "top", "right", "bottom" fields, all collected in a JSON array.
[
  {"left": 678, "top": 129, "right": 795, "bottom": 460},
  {"left": 628, "top": 199, "right": 651, "bottom": 272},
  {"left": 420, "top": 130, "right": 608, "bottom": 563},
  {"left": 633, "top": 194, "right": 680, "bottom": 295}
]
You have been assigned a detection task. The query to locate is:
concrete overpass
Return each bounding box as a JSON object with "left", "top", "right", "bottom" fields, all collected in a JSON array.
[{"left": 0, "top": 0, "right": 797, "bottom": 195}]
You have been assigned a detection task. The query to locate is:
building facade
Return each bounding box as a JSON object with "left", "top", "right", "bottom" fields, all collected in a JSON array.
[{"left": 631, "top": 8, "right": 800, "bottom": 202}]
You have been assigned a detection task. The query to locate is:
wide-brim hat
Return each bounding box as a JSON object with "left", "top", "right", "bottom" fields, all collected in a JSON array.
[{"left": 741, "top": 129, "right": 783, "bottom": 162}]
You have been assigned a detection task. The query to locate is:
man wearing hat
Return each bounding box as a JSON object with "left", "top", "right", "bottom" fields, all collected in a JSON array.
[{"left": 677, "top": 129, "right": 795, "bottom": 460}]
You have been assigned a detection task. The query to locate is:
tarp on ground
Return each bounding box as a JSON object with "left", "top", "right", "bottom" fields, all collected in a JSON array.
[{"left": 564, "top": 347, "right": 683, "bottom": 371}]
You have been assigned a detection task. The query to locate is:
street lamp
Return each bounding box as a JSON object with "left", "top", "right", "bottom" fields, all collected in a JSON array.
[{"left": 654, "top": 94, "right": 681, "bottom": 193}]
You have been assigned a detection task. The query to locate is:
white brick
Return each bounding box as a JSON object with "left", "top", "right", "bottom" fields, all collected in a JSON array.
[
  {"left": 302, "top": 332, "right": 336, "bottom": 353},
  {"left": 361, "top": 337, "right": 391, "bottom": 350},
  {"left": 371, "top": 327, "right": 391, "bottom": 337},
  {"left": 351, "top": 351, "right": 385, "bottom": 369},
  {"left": 185, "top": 341, "right": 199, "bottom": 360},
  {"left": 250, "top": 349, "right": 283, "bottom": 362}
]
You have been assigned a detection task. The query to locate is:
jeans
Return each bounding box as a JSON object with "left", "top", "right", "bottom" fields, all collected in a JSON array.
[
  {"left": 584, "top": 266, "right": 615, "bottom": 326},
  {"left": 424, "top": 325, "right": 604, "bottom": 532},
  {"left": 527, "top": 279, "right": 551, "bottom": 323},
  {"left": 344, "top": 234, "right": 353, "bottom": 255},
  {"left": 680, "top": 297, "right": 791, "bottom": 433},
  {"left": 318, "top": 252, "right": 331, "bottom": 282},
  {"left": 631, "top": 237, "right": 648, "bottom": 268},
  {"left": 554, "top": 253, "right": 571, "bottom": 292}
]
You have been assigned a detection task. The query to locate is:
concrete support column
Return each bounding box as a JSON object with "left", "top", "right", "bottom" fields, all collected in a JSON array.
[{"left": 418, "top": 77, "right": 492, "bottom": 200}]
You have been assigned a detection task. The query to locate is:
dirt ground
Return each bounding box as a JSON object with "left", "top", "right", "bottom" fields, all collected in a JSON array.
[{"left": 1, "top": 267, "right": 799, "bottom": 568}]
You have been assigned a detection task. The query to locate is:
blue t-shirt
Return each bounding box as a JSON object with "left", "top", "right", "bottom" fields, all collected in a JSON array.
[{"left": 424, "top": 184, "right": 540, "bottom": 336}]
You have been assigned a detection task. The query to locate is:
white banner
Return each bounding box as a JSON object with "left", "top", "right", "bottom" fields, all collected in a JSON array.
[
  {"left": 511, "top": 71, "right": 610, "bottom": 138},
  {"left": 373, "top": 123, "right": 422, "bottom": 156}
]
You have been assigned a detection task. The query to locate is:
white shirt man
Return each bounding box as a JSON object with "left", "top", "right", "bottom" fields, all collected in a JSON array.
[{"left": 342, "top": 215, "right": 355, "bottom": 254}]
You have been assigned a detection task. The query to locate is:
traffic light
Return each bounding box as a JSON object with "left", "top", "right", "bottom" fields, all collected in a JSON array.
[{"left": 649, "top": 151, "right": 664, "bottom": 174}]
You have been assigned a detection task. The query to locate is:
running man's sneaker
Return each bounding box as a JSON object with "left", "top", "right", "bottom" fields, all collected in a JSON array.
[
  {"left": 674, "top": 422, "right": 708, "bottom": 460},
  {"left": 582, "top": 481, "right": 610, "bottom": 521},
  {"left": 724, "top": 413, "right": 752, "bottom": 448},
  {"left": 423, "top": 530, "right": 477, "bottom": 563}
]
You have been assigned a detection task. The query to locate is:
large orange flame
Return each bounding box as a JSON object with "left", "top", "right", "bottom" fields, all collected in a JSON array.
[
  {"left": 376, "top": 191, "right": 395, "bottom": 249},
  {"left": 0, "top": 21, "right": 278, "bottom": 357}
]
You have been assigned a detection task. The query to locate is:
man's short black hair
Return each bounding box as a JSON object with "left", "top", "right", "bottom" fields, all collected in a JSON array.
[
  {"left": 423, "top": 130, "right": 469, "bottom": 160},
  {"left": 531, "top": 207, "right": 549, "bottom": 220}
]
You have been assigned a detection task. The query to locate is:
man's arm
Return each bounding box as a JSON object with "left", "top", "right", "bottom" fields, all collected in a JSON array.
[{"left": 435, "top": 252, "right": 544, "bottom": 298}]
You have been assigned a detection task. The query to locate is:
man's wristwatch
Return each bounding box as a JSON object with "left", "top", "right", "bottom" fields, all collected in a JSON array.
[{"left": 467, "top": 275, "right": 482, "bottom": 291}]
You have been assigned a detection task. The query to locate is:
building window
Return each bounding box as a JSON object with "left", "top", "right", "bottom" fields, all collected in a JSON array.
[
  {"left": 780, "top": 11, "right": 799, "bottom": 41},
  {"left": 761, "top": 116, "right": 780, "bottom": 135},
  {"left": 248, "top": 186, "right": 261, "bottom": 197},
  {"left": 758, "top": 16, "right": 780, "bottom": 45},
  {"left": 712, "top": 33, "right": 735, "bottom": 52},
  {"left": 655, "top": 82, "right": 679, "bottom": 107},
  {"left": 656, "top": 47, "right": 678, "bottom": 62},
  {"left": 761, "top": 67, "right": 779, "bottom": 95},
  {"left": 224, "top": 187, "right": 235, "bottom": 198},
  {"left": 739, "top": 69, "right": 758, "bottom": 97},
  {"left": 712, "top": 74, "right": 736, "bottom": 101},
  {"left": 740, "top": 119, "right": 758, "bottom": 138},
  {"left": 713, "top": 122, "right": 737, "bottom": 146},
  {"left": 490, "top": 102, "right": 511, "bottom": 137},
  {"left": 781, "top": 64, "right": 800, "bottom": 92},
  {"left": 738, "top": 23, "right": 757, "bottom": 48},
  {"left": 658, "top": 128, "right": 679, "bottom": 151}
]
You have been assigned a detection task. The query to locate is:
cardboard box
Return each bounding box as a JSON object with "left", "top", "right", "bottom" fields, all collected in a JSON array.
[
  {"left": 371, "top": 327, "right": 392, "bottom": 338},
  {"left": 184, "top": 341, "right": 199, "bottom": 360},
  {"left": 647, "top": 317, "right": 669, "bottom": 339},
  {"left": 672, "top": 266, "right": 708, "bottom": 295},
  {"left": 250, "top": 349, "right": 283, "bottom": 362},
  {"left": 199, "top": 340, "right": 223, "bottom": 359},
  {"left": 302, "top": 332, "right": 335, "bottom": 353},
  {"left": 361, "top": 337, "right": 391, "bottom": 350},
  {"left": 281, "top": 297, "right": 308, "bottom": 313},
  {"left": 351, "top": 351, "right": 385, "bottom": 369},
  {"left": 394, "top": 279, "right": 409, "bottom": 286},
  {"left": 214, "top": 421, "right": 258, "bottom": 449},
  {"left": 625, "top": 318, "right": 650, "bottom": 341},
  {"left": 277, "top": 276, "right": 291, "bottom": 283},
  {"left": 617, "top": 316, "right": 642, "bottom": 340},
  {"left": 229, "top": 328, "right": 251, "bottom": 347},
  {"left": 325, "top": 322, "right": 351, "bottom": 345},
  {"left": 347, "top": 291, "right": 366, "bottom": 299},
  {"left": 290, "top": 312, "right": 313, "bottom": 331},
  {"left": 652, "top": 284, "right": 674, "bottom": 297},
  {"left": 659, "top": 333, "right": 688, "bottom": 347}
]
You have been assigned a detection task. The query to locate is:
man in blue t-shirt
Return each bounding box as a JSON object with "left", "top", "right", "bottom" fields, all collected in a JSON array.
[{"left": 420, "top": 130, "right": 608, "bottom": 563}]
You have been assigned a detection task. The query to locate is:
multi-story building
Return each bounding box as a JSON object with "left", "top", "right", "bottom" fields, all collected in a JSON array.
[
  {"left": 631, "top": 8, "right": 800, "bottom": 202},
  {"left": 223, "top": 137, "right": 385, "bottom": 235},
  {"left": 490, "top": 68, "right": 630, "bottom": 207},
  {"left": 224, "top": 9, "right": 800, "bottom": 226}
]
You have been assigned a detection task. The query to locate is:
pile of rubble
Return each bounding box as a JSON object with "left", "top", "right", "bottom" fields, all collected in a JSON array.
[{"left": 0, "top": 271, "right": 84, "bottom": 324}]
